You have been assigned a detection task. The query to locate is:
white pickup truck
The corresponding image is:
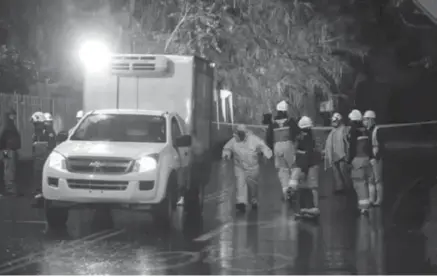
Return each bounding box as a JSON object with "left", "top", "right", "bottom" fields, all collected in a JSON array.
[{"left": 42, "top": 55, "right": 215, "bottom": 230}]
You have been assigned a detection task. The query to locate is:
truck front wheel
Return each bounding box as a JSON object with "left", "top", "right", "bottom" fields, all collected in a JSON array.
[
  {"left": 44, "top": 201, "right": 69, "bottom": 230},
  {"left": 153, "top": 178, "right": 177, "bottom": 229}
]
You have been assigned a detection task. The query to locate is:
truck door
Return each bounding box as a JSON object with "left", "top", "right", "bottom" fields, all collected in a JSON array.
[{"left": 171, "top": 117, "right": 189, "bottom": 188}]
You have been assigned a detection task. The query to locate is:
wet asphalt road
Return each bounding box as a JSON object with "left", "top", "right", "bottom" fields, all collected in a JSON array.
[{"left": 0, "top": 160, "right": 436, "bottom": 275}]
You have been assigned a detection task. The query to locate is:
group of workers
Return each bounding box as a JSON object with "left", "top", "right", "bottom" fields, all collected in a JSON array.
[
  {"left": 222, "top": 100, "right": 383, "bottom": 219},
  {"left": 0, "top": 108, "right": 84, "bottom": 201},
  {"left": 324, "top": 109, "right": 383, "bottom": 213},
  {"left": 32, "top": 110, "right": 83, "bottom": 205}
]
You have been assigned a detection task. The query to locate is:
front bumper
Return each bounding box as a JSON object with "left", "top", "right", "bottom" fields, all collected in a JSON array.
[{"left": 42, "top": 166, "right": 166, "bottom": 205}]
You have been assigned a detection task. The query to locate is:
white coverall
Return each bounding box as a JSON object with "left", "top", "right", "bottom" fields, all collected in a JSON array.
[{"left": 222, "top": 130, "right": 273, "bottom": 205}]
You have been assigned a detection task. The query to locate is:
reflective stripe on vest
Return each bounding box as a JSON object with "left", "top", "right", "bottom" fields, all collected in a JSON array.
[{"left": 274, "top": 128, "right": 291, "bottom": 142}]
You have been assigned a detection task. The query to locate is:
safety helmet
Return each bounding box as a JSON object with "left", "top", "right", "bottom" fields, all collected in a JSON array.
[
  {"left": 276, "top": 101, "right": 288, "bottom": 112},
  {"left": 30, "top": 112, "right": 45, "bottom": 123},
  {"left": 298, "top": 116, "right": 313, "bottom": 129},
  {"left": 44, "top": 112, "right": 53, "bottom": 122},
  {"left": 348, "top": 109, "right": 362, "bottom": 121},
  {"left": 363, "top": 110, "right": 376, "bottom": 119},
  {"left": 331, "top": 112, "right": 342, "bottom": 122},
  {"left": 235, "top": 124, "right": 248, "bottom": 132},
  {"left": 76, "top": 110, "right": 84, "bottom": 119}
]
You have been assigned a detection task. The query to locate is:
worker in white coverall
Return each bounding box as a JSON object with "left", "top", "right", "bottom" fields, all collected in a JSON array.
[
  {"left": 266, "top": 100, "right": 300, "bottom": 201},
  {"left": 222, "top": 125, "right": 273, "bottom": 213},
  {"left": 363, "top": 110, "right": 383, "bottom": 206},
  {"left": 324, "top": 112, "right": 351, "bottom": 194},
  {"left": 347, "top": 109, "right": 373, "bottom": 215}
]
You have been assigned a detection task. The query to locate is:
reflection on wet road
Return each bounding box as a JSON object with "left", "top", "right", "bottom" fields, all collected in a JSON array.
[{"left": 0, "top": 160, "right": 434, "bottom": 274}]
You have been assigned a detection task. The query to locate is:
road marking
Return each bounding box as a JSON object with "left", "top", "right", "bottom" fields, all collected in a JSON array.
[
  {"left": 204, "top": 189, "right": 230, "bottom": 203},
  {"left": 193, "top": 219, "right": 288, "bottom": 242},
  {"left": 0, "top": 228, "right": 124, "bottom": 274},
  {"left": 211, "top": 252, "right": 294, "bottom": 273},
  {"left": 2, "top": 220, "right": 45, "bottom": 224},
  {"left": 194, "top": 223, "right": 231, "bottom": 242}
]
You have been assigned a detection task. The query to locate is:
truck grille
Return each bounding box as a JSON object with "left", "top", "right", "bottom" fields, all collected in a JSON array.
[
  {"left": 67, "top": 179, "right": 129, "bottom": 191},
  {"left": 66, "top": 157, "right": 133, "bottom": 174}
]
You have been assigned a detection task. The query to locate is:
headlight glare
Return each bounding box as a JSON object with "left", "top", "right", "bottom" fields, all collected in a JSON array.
[
  {"left": 134, "top": 155, "right": 158, "bottom": 172},
  {"left": 48, "top": 152, "right": 66, "bottom": 170}
]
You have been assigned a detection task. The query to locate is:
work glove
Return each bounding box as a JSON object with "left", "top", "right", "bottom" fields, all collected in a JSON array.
[
  {"left": 222, "top": 152, "right": 231, "bottom": 160},
  {"left": 288, "top": 179, "right": 298, "bottom": 191}
]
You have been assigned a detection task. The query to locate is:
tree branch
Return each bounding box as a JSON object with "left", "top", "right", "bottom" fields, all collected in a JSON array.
[{"left": 164, "top": 2, "right": 191, "bottom": 53}]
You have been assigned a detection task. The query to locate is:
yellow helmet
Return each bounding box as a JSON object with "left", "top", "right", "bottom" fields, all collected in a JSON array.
[
  {"left": 363, "top": 110, "right": 376, "bottom": 119},
  {"left": 298, "top": 116, "right": 313, "bottom": 129},
  {"left": 30, "top": 112, "right": 45, "bottom": 123},
  {"left": 44, "top": 112, "right": 53, "bottom": 121},
  {"left": 348, "top": 109, "right": 362, "bottom": 121}
]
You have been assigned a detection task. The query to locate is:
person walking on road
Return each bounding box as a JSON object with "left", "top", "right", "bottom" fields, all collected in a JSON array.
[
  {"left": 222, "top": 124, "right": 273, "bottom": 213},
  {"left": 347, "top": 109, "right": 373, "bottom": 215},
  {"left": 266, "top": 101, "right": 300, "bottom": 201},
  {"left": 0, "top": 108, "right": 21, "bottom": 196},
  {"left": 324, "top": 112, "right": 351, "bottom": 194},
  {"left": 363, "top": 110, "right": 383, "bottom": 207},
  {"left": 291, "top": 116, "right": 321, "bottom": 219}
]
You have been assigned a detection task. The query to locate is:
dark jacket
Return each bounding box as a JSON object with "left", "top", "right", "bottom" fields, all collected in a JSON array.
[
  {"left": 366, "top": 125, "right": 383, "bottom": 160},
  {"left": 295, "top": 129, "right": 318, "bottom": 170},
  {"left": 0, "top": 114, "right": 21, "bottom": 150},
  {"left": 266, "top": 117, "right": 300, "bottom": 146},
  {"left": 347, "top": 123, "right": 372, "bottom": 163}
]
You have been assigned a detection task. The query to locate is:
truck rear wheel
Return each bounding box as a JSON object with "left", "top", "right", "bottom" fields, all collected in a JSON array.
[
  {"left": 44, "top": 201, "right": 69, "bottom": 230},
  {"left": 153, "top": 179, "right": 177, "bottom": 229}
]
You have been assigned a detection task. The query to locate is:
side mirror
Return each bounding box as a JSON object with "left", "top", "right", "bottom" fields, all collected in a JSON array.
[
  {"left": 175, "top": 135, "right": 192, "bottom": 147},
  {"left": 56, "top": 131, "right": 69, "bottom": 143}
]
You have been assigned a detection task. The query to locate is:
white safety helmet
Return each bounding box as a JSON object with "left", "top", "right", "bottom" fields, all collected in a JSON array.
[
  {"left": 298, "top": 116, "right": 313, "bottom": 129},
  {"left": 276, "top": 101, "right": 288, "bottom": 112},
  {"left": 331, "top": 112, "right": 342, "bottom": 121},
  {"left": 44, "top": 112, "right": 53, "bottom": 122},
  {"left": 363, "top": 110, "right": 376, "bottom": 119},
  {"left": 30, "top": 111, "right": 45, "bottom": 123},
  {"left": 76, "top": 110, "right": 84, "bottom": 119},
  {"left": 348, "top": 109, "right": 362, "bottom": 121}
]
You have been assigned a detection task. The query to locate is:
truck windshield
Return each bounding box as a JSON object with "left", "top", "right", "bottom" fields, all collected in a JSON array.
[{"left": 70, "top": 114, "right": 166, "bottom": 143}]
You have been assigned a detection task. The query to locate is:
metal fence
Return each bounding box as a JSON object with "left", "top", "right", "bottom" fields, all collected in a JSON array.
[{"left": 0, "top": 93, "right": 81, "bottom": 159}]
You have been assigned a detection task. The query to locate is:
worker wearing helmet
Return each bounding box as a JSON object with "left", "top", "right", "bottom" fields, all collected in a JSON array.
[
  {"left": 0, "top": 108, "right": 21, "bottom": 196},
  {"left": 347, "top": 109, "right": 373, "bottom": 215},
  {"left": 291, "top": 116, "right": 320, "bottom": 219},
  {"left": 31, "top": 112, "right": 57, "bottom": 206},
  {"left": 324, "top": 112, "right": 351, "bottom": 194},
  {"left": 222, "top": 124, "right": 273, "bottom": 212},
  {"left": 69, "top": 110, "right": 84, "bottom": 136},
  {"left": 76, "top": 110, "right": 84, "bottom": 123},
  {"left": 363, "top": 110, "right": 383, "bottom": 206},
  {"left": 43, "top": 113, "right": 57, "bottom": 151},
  {"left": 266, "top": 100, "right": 300, "bottom": 201}
]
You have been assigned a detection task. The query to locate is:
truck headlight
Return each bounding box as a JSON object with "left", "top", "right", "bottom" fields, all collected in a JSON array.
[
  {"left": 47, "top": 152, "right": 66, "bottom": 170},
  {"left": 134, "top": 155, "right": 158, "bottom": 172}
]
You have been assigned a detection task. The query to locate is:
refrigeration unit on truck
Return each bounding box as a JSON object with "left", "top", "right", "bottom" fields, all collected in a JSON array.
[{"left": 42, "top": 54, "right": 215, "bottom": 229}]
